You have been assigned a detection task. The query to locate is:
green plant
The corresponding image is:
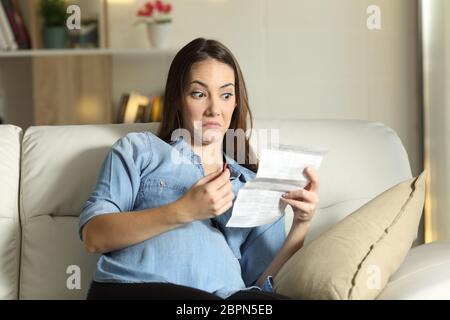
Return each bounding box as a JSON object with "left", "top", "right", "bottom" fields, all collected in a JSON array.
[{"left": 38, "top": 0, "right": 68, "bottom": 27}]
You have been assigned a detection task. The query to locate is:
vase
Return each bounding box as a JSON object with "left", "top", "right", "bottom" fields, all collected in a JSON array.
[
  {"left": 43, "top": 26, "right": 67, "bottom": 49},
  {"left": 146, "top": 23, "right": 172, "bottom": 49}
]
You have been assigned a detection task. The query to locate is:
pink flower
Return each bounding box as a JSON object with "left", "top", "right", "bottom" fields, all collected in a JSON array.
[
  {"left": 136, "top": 1, "right": 172, "bottom": 22},
  {"left": 163, "top": 3, "right": 172, "bottom": 14},
  {"left": 155, "top": 0, "right": 164, "bottom": 13},
  {"left": 137, "top": 2, "right": 154, "bottom": 17}
]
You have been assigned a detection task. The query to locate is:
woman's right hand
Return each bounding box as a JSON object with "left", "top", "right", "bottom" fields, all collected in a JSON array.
[{"left": 174, "top": 166, "right": 235, "bottom": 223}]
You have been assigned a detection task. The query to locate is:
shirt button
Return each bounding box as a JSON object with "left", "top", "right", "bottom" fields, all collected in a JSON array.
[{"left": 160, "top": 179, "right": 166, "bottom": 187}]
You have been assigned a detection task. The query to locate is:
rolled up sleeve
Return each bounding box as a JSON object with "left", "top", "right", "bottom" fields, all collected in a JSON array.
[{"left": 78, "top": 133, "right": 151, "bottom": 241}]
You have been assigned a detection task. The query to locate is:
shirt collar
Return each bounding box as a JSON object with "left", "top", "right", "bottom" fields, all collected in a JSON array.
[{"left": 169, "top": 136, "right": 246, "bottom": 181}]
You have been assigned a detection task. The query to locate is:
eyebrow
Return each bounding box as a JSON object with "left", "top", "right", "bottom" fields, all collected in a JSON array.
[{"left": 190, "top": 80, "right": 235, "bottom": 89}]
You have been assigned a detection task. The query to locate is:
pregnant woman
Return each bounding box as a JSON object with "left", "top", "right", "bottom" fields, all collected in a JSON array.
[{"left": 79, "top": 38, "right": 319, "bottom": 300}]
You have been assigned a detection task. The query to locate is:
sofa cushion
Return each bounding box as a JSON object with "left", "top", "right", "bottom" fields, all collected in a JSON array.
[
  {"left": 0, "top": 125, "right": 22, "bottom": 299},
  {"left": 376, "top": 240, "right": 450, "bottom": 299},
  {"left": 19, "top": 123, "right": 154, "bottom": 299},
  {"left": 273, "top": 171, "right": 426, "bottom": 300}
]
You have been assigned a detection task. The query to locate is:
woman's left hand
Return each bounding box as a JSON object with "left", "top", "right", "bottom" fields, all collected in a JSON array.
[{"left": 281, "top": 167, "right": 319, "bottom": 226}]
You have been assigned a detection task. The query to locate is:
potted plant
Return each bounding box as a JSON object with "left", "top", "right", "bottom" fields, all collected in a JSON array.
[
  {"left": 135, "top": 0, "right": 173, "bottom": 49},
  {"left": 38, "top": 0, "right": 68, "bottom": 49}
]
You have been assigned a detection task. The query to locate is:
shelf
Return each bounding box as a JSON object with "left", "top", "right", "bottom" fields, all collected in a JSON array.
[{"left": 0, "top": 47, "right": 178, "bottom": 58}]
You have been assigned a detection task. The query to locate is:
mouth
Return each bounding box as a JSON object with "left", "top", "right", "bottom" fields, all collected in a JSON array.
[{"left": 202, "top": 122, "right": 221, "bottom": 129}]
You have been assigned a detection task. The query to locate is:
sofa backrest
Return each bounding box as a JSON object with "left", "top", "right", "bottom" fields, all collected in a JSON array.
[
  {"left": 0, "top": 125, "right": 22, "bottom": 299},
  {"left": 18, "top": 123, "right": 155, "bottom": 299},
  {"left": 250, "top": 119, "right": 412, "bottom": 243},
  {"left": 10, "top": 120, "right": 412, "bottom": 299}
]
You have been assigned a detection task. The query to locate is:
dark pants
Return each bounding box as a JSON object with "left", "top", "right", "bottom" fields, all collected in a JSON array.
[{"left": 86, "top": 281, "right": 291, "bottom": 300}]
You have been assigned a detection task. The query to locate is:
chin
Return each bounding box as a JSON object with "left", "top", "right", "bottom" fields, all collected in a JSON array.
[{"left": 202, "top": 130, "right": 223, "bottom": 144}]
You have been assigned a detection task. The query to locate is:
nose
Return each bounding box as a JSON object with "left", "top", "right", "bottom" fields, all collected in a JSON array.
[{"left": 205, "top": 96, "right": 221, "bottom": 117}]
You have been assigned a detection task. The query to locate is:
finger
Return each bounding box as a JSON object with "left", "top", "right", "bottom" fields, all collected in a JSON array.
[
  {"left": 283, "top": 189, "right": 318, "bottom": 204},
  {"left": 207, "top": 168, "right": 231, "bottom": 191},
  {"left": 209, "top": 184, "right": 233, "bottom": 205},
  {"left": 281, "top": 198, "right": 315, "bottom": 214},
  {"left": 216, "top": 180, "right": 233, "bottom": 197},
  {"left": 304, "top": 167, "right": 319, "bottom": 192},
  {"left": 196, "top": 167, "right": 224, "bottom": 186},
  {"left": 215, "top": 191, "right": 235, "bottom": 209},
  {"left": 214, "top": 199, "right": 234, "bottom": 216}
]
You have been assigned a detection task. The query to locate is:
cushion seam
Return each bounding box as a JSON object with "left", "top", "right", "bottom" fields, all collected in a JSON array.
[{"left": 347, "top": 177, "right": 420, "bottom": 299}]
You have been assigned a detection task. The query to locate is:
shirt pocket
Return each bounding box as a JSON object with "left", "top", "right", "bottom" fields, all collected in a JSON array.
[{"left": 136, "top": 177, "right": 188, "bottom": 208}]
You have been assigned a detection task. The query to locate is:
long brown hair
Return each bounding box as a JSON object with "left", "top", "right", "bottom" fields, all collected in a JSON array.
[{"left": 157, "top": 38, "right": 258, "bottom": 173}]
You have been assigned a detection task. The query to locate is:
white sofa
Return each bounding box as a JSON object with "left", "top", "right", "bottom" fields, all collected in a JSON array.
[{"left": 0, "top": 119, "right": 449, "bottom": 300}]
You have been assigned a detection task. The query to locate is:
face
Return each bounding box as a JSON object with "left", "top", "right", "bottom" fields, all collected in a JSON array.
[{"left": 182, "top": 58, "right": 237, "bottom": 146}]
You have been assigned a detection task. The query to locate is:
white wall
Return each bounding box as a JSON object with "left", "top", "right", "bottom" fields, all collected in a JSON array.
[{"left": 109, "top": 0, "right": 422, "bottom": 177}]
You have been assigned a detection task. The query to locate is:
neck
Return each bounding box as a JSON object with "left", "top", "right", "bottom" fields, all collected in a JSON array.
[{"left": 190, "top": 139, "right": 224, "bottom": 167}]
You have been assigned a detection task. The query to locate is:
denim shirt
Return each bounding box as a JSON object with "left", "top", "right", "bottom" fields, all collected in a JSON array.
[{"left": 79, "top": 132, "right": 286, "bottom": 299}]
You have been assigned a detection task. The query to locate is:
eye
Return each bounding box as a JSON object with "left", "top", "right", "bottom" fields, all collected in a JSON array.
[
  {"left": 191, "top": 91, "right": 206, "bottom": 99},
  {"left": 222, "top": 93, "right": 234, "bottom": 100}
]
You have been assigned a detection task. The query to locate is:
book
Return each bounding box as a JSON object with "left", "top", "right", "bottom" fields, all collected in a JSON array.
[
  {"left": 10, "top": 0, "right": 30, "bottom": 48},
  {"left": 141, "top": 96, "right": 154, "bottom": 123},
  {"left": 1, "top": 0, "right": 30, "bottom": 49},
  {"left": 0, "top": 22, "right": 7, "bottom": 49},
  {"left": 0, "top": 0, "right": 17, "bottom": 50},
  {"left": 150, "top": 95, "right": 163, "bottom": 122},
  {"left": 116, "top": 92, "right": 165, "bottom": 124},
  {"left": 116, "top": 92, "right": 151, "bottom": 124},
  {"left": 135, "top": 105, "right": 148, "bottom": 123},
  {"left": 116, "top": 93, "right": 129, "bottom": 123}
]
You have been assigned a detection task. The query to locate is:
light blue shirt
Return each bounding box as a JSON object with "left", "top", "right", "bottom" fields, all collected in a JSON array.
[{"left": 79, "top": 132, "right": 286, "bottom": 299}]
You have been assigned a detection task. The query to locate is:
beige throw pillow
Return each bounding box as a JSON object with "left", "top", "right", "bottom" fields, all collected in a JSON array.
[{"left": 274, "top": 171, "right": 426, "bottom": 300}]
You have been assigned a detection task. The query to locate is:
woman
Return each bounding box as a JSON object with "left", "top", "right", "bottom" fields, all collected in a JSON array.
[{"left": 79, "top": 38, "right": 319, "bottom": 300}]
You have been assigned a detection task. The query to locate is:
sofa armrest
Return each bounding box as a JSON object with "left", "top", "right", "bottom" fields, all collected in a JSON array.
[{"left": 377, "top": 241, "right": 450, "bottom": 299}]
